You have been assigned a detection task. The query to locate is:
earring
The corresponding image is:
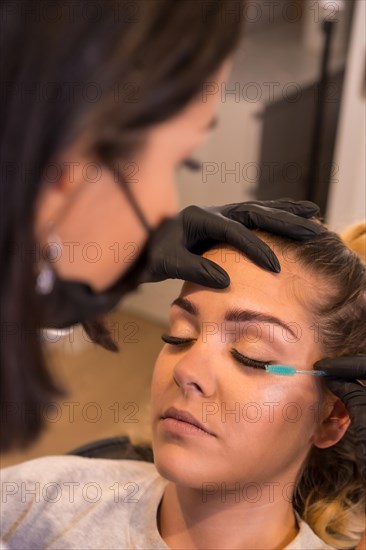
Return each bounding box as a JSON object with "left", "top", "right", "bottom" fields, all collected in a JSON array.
[
  {"left": 35, "top": 230, "right": 63, "bottom": 295},
  {"left": 36, "top": 265, "right": 56, "bottom": 295}
]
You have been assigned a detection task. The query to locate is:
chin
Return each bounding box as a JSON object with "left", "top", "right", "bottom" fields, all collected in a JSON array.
[{"left": 153, "top": 441, "right": 209, "bottom": 488}]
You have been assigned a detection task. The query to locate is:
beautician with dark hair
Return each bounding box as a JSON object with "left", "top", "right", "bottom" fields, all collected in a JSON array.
[{"left": 1, "top": 0, "right": 364, "bottom": 508}]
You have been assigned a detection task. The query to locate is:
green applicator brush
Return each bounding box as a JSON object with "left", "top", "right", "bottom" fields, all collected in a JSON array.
[{"left": 265, "top": 365, "right": 327, "bottom": 377}]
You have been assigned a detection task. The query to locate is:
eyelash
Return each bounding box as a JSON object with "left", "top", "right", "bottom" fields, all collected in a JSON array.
[
  {"left": 161, "top": 334, "right": 196, "bottom": 347},
  {"left": 161, "top": 334, "right": 270, "bottom": 370},
  {"left": 230, "top": 348, "right": 269, "bottom": 370}
]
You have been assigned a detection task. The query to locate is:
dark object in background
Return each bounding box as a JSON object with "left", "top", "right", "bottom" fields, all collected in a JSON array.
[
  {"left": 67, "top": 435, "right": 154, "bottom": 462},
  {"left": 257, "top": 70, "right": 344, "bottom": 214},
  {"left": 255, "top": 0, "right": 356, "bottom": 216},
  {"left": 306, "top": 18, "right": 338, "bottom": 207}
]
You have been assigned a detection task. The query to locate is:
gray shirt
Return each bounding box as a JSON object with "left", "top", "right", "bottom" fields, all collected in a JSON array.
[{"left": 0, "top": 456, "right": 335, "bottom": 549}]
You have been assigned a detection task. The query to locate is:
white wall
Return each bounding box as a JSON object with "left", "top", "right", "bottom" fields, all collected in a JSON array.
[{"left": 326, "top": 0, "right": 366, "bottom": 231}]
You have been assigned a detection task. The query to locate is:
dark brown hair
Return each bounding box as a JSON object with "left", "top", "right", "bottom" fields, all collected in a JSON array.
[{"left": 0, "top": 0, "right": 244, "bottom": 452}]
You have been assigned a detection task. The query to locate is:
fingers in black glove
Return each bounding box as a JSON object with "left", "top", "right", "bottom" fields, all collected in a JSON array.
[
  {"left": 163, "top": 248, "right": 231, "bottom": 289},
  {"left": 138, "top": 216, "right": 232, "bottom": 288},
  {"left": 217, "top": 199, "right": 324, "bottom": 241},
  {"left": 141, "top": 199, "right": 325, "bottom": 289},
  {"left": 184, "top": 205, "right": 281, "bottom": 273},
  {"left": 241, "top": 198, "right": 320, "bottom": 218},
  {"left": 315, "top": 355, "right": 366, "bottom": 380}
]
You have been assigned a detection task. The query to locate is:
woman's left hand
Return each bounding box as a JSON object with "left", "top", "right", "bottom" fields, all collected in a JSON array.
[
  {"left": 139, "top": 199, "right": 323, "bottom": 288},
  {"left": 39, "top": 199, "right": 323, "bottom": 329}
]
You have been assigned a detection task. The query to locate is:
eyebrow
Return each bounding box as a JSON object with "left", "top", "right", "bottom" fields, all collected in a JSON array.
[
  {"left": 172, "top": 297, "right": 198, "bottom": 316},
  {"left": 171, "top": 296, "right": 298, "bottom": 339}
]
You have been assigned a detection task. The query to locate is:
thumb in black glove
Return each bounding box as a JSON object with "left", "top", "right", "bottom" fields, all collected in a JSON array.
[{"left": 139, "top": 199, "right": 324, "bottom": 287}]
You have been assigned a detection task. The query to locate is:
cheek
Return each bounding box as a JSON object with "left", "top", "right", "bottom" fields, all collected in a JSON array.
[
  {"left": 223, "top": 377, "right": 322, "bottom": 438},
  {"left": 135, "top": 171, "right": 178, "bottom": 226},
  {"left": 150, "top": 352, "right": 172, "bottom": 408}
]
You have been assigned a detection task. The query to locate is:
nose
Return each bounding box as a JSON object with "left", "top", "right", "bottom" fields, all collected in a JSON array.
[{"left": 172, "top": 343, "right": 216, "bottom": 398}]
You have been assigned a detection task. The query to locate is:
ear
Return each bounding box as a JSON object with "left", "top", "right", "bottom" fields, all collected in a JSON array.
[
  {"left": 313, "top": 398, "right": 351, "bottom": 449},
  {"left": 34, "top": 148, "right": 91, "bottom": 244},
  {"left": 35, "top": 179, "right": 67, "bottom": 242}
]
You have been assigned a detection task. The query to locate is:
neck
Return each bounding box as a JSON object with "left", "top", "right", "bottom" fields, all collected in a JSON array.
[{"left": 158, "top": 480, "right": 299, "bottom": 550}]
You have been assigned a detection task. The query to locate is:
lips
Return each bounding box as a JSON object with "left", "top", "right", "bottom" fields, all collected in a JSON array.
[{"left": 161, "top": 406, "right": 215, "bottom": 436}]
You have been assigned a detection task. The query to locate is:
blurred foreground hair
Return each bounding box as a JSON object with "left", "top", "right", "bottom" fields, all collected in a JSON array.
[{"left": 0, "top": 0, "right": 244, "bottom": 452}]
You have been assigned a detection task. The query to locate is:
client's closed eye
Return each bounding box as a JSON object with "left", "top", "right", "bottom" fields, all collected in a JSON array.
[
  {"left": 161, "top": 333, "right": 196, "bottom": 347},
  {"left": 231, "top": 348, "right": 272, "bottom": 370}
]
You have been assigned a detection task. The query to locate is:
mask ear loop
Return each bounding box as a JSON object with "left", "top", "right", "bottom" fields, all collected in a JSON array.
[
  {"left": 113, "top": 166, "right": 153, "bottom": 236},
  {"left": 35, "top": 224, "right": 65, "bottom": 295},
  {"left": 35, "top": 160, "right": 153, "bottom": 296}
]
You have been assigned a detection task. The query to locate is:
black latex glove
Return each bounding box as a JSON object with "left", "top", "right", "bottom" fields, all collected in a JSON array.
[
  {"left": 139, "top": 199, "right": 323, "bottom": 287},
  {"left": 40, "top": 199, "right": 322, "bottom": 330},
  {"left": 314, "top": 355, "right": 366, "bottom": 481}
]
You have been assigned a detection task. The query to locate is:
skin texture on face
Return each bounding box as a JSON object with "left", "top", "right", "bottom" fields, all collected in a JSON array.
[
  {"left": 150, "top": 246, "right": 350, "bottom": 549},
  {"left": 153, "top": 247, "right": 328, "bottom": 486},
  {"left": 34, "top": 59, "right": 232, "bottom": 292}
]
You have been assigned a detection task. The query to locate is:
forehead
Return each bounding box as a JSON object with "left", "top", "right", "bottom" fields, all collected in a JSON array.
[{"left": 181, "top": 247, "right": 317, "bottom": 323}]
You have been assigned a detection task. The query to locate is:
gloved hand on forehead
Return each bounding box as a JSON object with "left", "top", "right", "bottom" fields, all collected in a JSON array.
[
  {"left": 41, "top": 199, "right": 323, "bottom": 332},
  {"left": 315, "top": 355, "right": 366, "bottom": 482},
  {"left": 139, "top": 198, "right": 323, "bottom": 287}
]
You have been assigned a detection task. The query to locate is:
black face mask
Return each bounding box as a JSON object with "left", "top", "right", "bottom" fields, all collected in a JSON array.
[
  {"left": 37, "top": 227, "right": 160, "bottom": 329},
  {"left": 37, "top": 173, "right": 158, "bottom": 329}
]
